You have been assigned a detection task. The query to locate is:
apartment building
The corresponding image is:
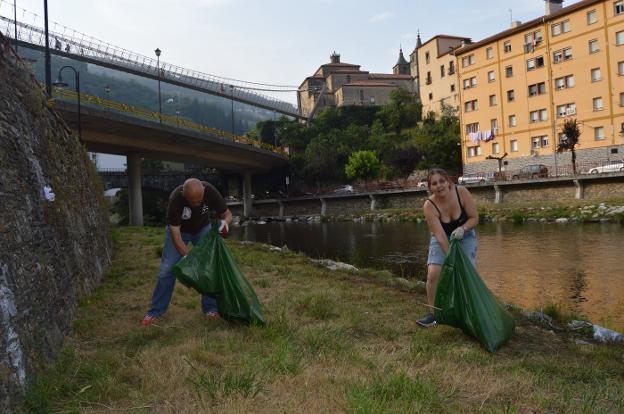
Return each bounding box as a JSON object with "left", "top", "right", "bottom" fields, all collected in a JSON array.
[
  {"left": 456, "top": 0, "right": 624, "bottom": 174},
  {"left": 418, "top": 35, "right": 471, "bottom": 117}
]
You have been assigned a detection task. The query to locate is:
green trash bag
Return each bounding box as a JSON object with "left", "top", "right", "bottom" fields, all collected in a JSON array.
[
  {"left": 173, "top": 225, "right": 266, "bottom": 325},
  {"left": 434, "top": 239, "right": 515, "bottom": 352}
]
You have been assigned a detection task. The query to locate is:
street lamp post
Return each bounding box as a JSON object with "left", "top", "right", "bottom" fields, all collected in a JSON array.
[
  {"left": 229, "top": 84, "right": 234, "bottom": 136},
  {"left": 44, "top": 0, "right": 51, "bottom": 97},
  {"left": 13, "top": 0, "right": 18, "bottom": 52},
  {"left": 155, "top": 48, "right": 162, "bottom": 123},
  {"left": 53, "top": 65, "right": 81, "bottom": 141}
]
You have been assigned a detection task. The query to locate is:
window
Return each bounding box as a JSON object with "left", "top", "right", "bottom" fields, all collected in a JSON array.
[
  {"left": 491, "top": 118, "right": 498, "bottom": 130},
  {"left": 426, "top": 71, "right": 432, "bottom": 85},
  {"left": 505, "top": 65, "right": 513, "bottom": 77},
  {"left": 617, "top": 31, "right": 624, "bottom": 46},
  {"left": 524, "top": 30, "right": 543, "bottom": 52},
  {"left": 593, "top": 97, "right": 603, "bottom": 111},
  {"left": 591, "top": 67, "right": 602, "bottom": 82},
  {"left": 449, "top": 61, "right": 455, "bottom": 74},
  {"left": 529, "top": 109, "right": 547, "bottom": 122},
  {"left": 527, "top": 56, "right": 545, "bottom": 71},
  {"left": 463, "top": 77, "right": 477, "bottom": 89},
  {"left": 594, "top": 126, "right": 605, "bottom": 141},
  {"left": 553, "top": 47, "right": 572, "bottom": 63},
  {"left": 557, "top": 103, "right": 576, "bottom": 117},
  {"left": 619, "top": 61, "right": 624, "bottom": 75},
  {"left": 555, "top": 74, "right": 574, "bottom": 90},
  {"left": 486, "top": 47, "right": 494, "bottom": 59},
  {"left": 508, "top": 115, "right": 517, "bottom": 127},
  {"left": 462, "top": 54, "right": 475, "bottom": 67},
  {"left": 589, "top": 39, "right": 599, "bottom": 54},
  {"left": 492, "top": 142, "right": 500, "bottom": 154},
  {"left": 616, "top": 1, "right": 624, "bottom": 15},
  {"left": 489, "top": 94, "right": 497, "bottom": 106},
  {"left": 464, "top": 100, "right": 478, "bottom": 112},
  {"left": 466, "top": 122, "right": 480, "bottom": 134},
  {"left": 528, "top": 82, "right": 546, "bottom": 96},
  {"left": 620, "top": 92, "right": 624, "bottom": 106},
  {"left": 507, "top": 90, "right": 515, "bottom": 102},
  {"left": 428, "top": 92, "right": 433, "bottom": 101},
  {"left": 425, "top": 51, "right": 430, "bottom": 64},
  {"left": 504, "top": 40, "right": 512, "bottom": 53},
  {"left": 440, "top": 65, "right": 445, "bottom": 78},
  {"left": 587, "top": 9, "right": 597, "bottom": 24},
  {"left": 510, "top": 140, "right": 518, "bottom": 152},
  {"left": 487, "top": 70, "right": 495, "bottom": 82},
  {"left": 532, "top": 136, "right": 549, "bottom": 148},
  {"left": 551, "top": 20, "right": 570, "bottom": 36},
  {"left": 467, "top": 146, "right": 482, "bottom": 157},
  {"left": 450, "top": 84, "right": 456, "bottom": 92}
]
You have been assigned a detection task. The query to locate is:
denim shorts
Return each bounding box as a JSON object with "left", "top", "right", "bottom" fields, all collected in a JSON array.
[{"left": 427, "top": 229, "right": 477, "bottom": 266}]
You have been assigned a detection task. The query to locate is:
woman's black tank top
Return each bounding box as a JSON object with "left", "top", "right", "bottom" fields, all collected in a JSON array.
[{"left": 427, "top": 186, "right": 468, "bottom": 237}]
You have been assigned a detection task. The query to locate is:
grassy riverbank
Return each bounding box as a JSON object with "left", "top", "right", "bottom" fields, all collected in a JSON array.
[
  {"left": 25, "top": 227, "right": 623, "bottom": 413},
  {"left": 323, "top": 198, "right": 624, "bottom": 224}
]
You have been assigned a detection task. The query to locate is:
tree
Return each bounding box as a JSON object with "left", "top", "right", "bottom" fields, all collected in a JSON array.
[
  {"left": 557, "top": 118, "right": 581, "bottom": 174},
  {"left": 345, "top": 150, "right": 382, "bottom": 181}
]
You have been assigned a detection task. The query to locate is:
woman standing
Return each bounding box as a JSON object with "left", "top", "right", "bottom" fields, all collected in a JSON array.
[{"left": 417, "top": 168, "right": 479, "bottom": 327}]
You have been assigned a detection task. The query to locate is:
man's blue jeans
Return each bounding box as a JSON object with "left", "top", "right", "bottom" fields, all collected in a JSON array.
[{"left": 147, "top": 224, "right": 218, "bottom": 317}]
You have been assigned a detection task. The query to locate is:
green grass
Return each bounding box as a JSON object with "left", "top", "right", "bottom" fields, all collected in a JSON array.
[{"left": 23, "top": 227, "right": 624, "bottom": 413}]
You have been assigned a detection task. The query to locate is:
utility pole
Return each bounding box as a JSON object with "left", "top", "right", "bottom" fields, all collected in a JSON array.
[{"left": 44, "top": 0, "right": 51, "bottom": 97}]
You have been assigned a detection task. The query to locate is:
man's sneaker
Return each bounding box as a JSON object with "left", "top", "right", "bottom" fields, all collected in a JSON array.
[
  {"left": 141, "top": 314, "right": 158, "bottom": 326},
  {"left": 417, "top": 313, "right": 436, "bottom": 327},
  {"left": 205, "top": 311, "right": 221, "bottom": 319}
]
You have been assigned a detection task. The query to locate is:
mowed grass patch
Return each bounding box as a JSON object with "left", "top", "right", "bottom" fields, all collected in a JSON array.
[{"left": 24, "top": 227, "right": 624, "bottom": 413}]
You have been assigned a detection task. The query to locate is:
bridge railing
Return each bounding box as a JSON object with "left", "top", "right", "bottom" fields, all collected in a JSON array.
[
  {"left": 53, "top": 88, "right": 289, "bottom": 155},
  {"left": 0, "top": 3, "right": 301, "bottom": 117}
]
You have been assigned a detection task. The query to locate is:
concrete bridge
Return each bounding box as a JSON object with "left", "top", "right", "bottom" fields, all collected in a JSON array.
[{"left": 55, "top": 100, "right": 289, "bottom": 224}]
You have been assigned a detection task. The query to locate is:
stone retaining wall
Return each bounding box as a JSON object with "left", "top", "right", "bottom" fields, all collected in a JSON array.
[{"left": 0, "top": 36, "right": 111, "bottom": 411}]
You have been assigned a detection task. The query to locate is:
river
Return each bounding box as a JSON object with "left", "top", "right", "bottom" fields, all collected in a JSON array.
[{"left": 229, "top": 221, "right": 624, "bottom": 330}]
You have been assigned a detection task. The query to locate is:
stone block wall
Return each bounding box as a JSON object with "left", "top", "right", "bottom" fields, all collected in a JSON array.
[{"left": 0, "top": 36, "right": 111, "bottom": 411}]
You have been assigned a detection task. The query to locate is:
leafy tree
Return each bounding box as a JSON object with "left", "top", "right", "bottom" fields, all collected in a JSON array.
[
  {"left": 303, "top": 133, "right": 342, "bottom": 184},
  {"left": 345, "top": 150, "right": 382, "bottom": 181},
  {"left": 557, "top": 118, "right": 581, "bottom": 174}
]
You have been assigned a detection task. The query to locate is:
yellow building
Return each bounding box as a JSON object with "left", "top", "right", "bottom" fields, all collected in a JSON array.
[
  {"left": 418, "top": 35, "right": 471, "bottom": 117},
  {"left": 456, "top": 0, "right": 624, "bottom": 175}
]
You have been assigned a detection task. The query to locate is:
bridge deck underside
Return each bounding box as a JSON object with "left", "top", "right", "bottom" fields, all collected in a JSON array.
[{"left": 56, "top": 102, "right": 288, "bottom": 173}]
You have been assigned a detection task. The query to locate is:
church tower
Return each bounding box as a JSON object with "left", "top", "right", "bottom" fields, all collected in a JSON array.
[
  {"left": 409, "top": 32, "right": 423, "bottom": 96},
  {"left": 393, "top": 47, "right": 410, "bottom": 75}
]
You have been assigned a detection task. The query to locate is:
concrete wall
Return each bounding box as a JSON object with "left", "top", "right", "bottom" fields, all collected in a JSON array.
[
  {"left": 0, "top": 37, "right": 111, "bottom": 411},
  {"left": 228, "top": 176, "right": 624, "bottom": 218}
]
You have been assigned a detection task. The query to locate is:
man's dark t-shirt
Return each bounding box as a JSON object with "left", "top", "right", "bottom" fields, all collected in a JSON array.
[{"left": 166, "top": 181, "right": 227, "bottom": 234}]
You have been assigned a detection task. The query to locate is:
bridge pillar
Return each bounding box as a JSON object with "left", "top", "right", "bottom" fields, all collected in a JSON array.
[
  {"left": 573, "top": 179, "right": 584, "bottom": 199},
  {"left": 494, "top": 184, "right": 504, "bottom": 204},
  {"left": 320, "top": 198, "right": 327, "bottom": 217},
  {"left": 369, "top": 194, "right": 377, "bottom": 211},
  {"left": 127, "top": 153, "right": 143, "bottom": 226},
  {"left": 242, "top": 172, "right": 253, "bottom": 218},
  {"left": 278, "top": 201, "right": 285, "bottom": 218}
]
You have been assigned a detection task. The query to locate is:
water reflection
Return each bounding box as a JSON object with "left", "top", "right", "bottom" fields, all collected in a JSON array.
[{"left": 230, "top": 221, "right": 624, "bottom": 329}]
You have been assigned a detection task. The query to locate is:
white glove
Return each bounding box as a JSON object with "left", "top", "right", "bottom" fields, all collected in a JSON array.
[
  {"left": 450, "top": 226, "right": 465, "bottom": 240},
  {"left": 218, "top": 220, "right": 229, "bottom": 237}
]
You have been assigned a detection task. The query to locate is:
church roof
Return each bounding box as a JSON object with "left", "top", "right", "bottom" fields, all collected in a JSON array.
[{"left": 395, "top": 49, "right": 408, "bottom": 66}]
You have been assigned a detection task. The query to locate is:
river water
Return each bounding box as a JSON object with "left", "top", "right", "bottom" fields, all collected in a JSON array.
[{"left": 229, "top": 221, "right": 624, "bottom": 330}]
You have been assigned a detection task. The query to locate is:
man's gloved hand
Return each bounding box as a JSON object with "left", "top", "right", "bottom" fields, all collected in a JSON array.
[
  {"left": 450, "top": 226, "right": 465, "bottom": 240},
  {"left": 218, "top": 220, "right": 229, "bottom": 237}
]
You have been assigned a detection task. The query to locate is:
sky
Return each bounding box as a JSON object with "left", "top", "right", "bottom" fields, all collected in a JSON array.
[{"left": 3, "top": 0, "right": 573, "bottom": 168}]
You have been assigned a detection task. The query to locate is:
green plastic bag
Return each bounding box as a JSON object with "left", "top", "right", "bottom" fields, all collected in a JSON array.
[
  {"left": 434, "top": 239, "right": 515, "bottom": 352},
  {"left": 173, "top": 225, "right": 266, "bottom": 325}
]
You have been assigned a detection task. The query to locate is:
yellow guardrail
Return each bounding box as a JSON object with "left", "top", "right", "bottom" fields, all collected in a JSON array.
[{"left": 52, "top": 88, "right": 288, "bottom": 155}]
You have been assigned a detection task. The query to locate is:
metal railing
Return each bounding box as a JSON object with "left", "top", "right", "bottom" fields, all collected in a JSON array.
[
  {"left": 0, "top": 1, "right": 302, "bottom": 117},
  {"left": 53, "top": 88, "right": 288, "bottom": 155}
]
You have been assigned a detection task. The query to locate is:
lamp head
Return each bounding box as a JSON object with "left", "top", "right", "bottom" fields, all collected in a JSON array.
[
  {"left": 154, "top": 48, "right": 161, "bottom": 57},
  {"left": 52, "top": 74, "right": 68, "bottom": 87}
]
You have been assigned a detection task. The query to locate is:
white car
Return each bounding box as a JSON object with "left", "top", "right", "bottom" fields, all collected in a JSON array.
[
  {"left": 588, "top": 160, "right": 624, "bottom": 174},
  {"left": 458, "top": 172, "right": 497, "bottom": 185},
  {"left": 332, "top": 185, "right": 354, "bottom": 194}
]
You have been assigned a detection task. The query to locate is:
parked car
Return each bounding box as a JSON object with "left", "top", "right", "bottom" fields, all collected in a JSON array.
[
  {"left": 588, "top": 160, "right": 624, "bottom": 174},
  {"left": 332, "top": 185, "right": 354, "bottom": 194},
  {"left": 511, "top": 164, "right": 549, "bottom": 180},
  {"left": 416, "top": 179, "right": 428, "bottom": 189},
  {"left": 458, "top": 171, "right": 498, "bottom": 185}
]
